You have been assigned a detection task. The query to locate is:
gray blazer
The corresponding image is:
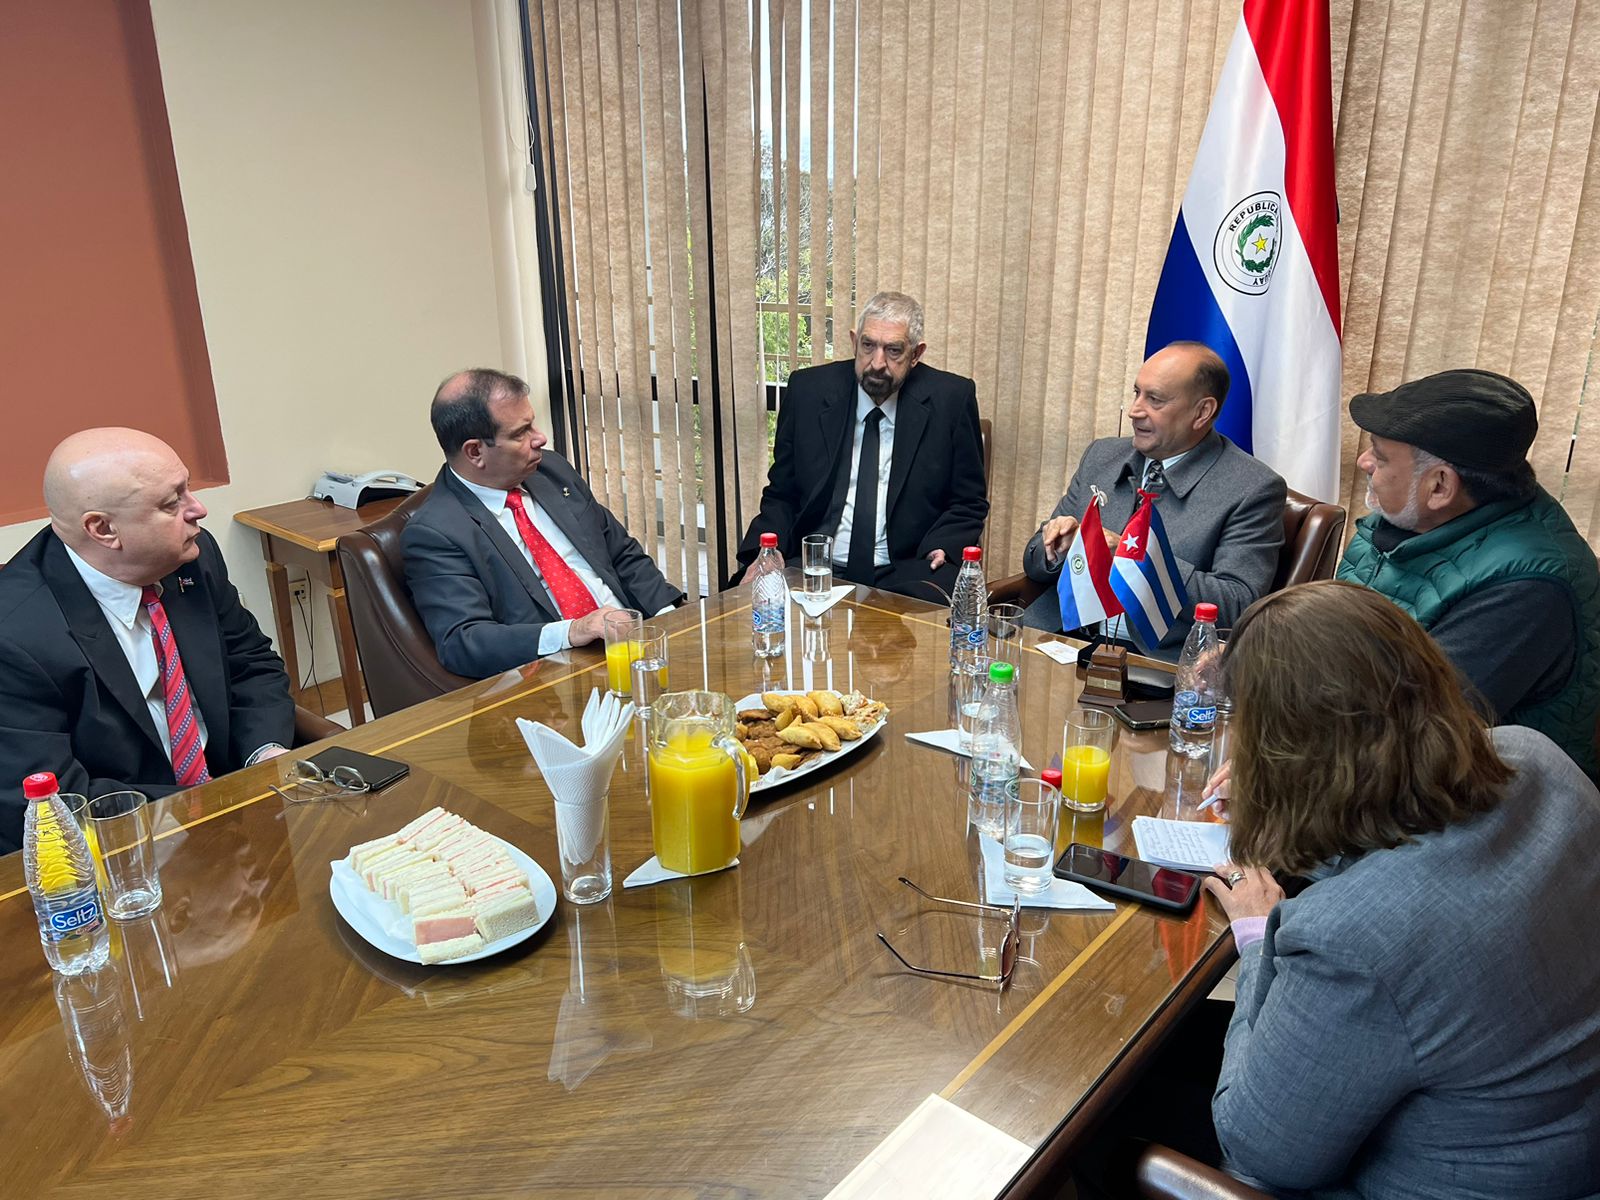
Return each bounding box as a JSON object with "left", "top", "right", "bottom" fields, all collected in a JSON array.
[
  {"left": 1020, "top": 430, "right": 1285, "bottom": 657},
  {"left": 1216, "top": 727, "right": 1600, "bottom": 1198},
  {"left": 402, "top": 458, "right": 683, "bottom": 679}
]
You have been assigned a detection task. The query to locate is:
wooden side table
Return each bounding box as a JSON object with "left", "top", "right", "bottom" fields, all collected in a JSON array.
[{"left": 234, "top": 496, "right": 405, "bottom": 726}]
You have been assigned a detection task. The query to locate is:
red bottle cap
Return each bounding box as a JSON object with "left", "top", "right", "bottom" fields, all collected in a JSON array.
[
  {"left": 22, "top": 772, "right": 58, "bottom": 800},
  {"left": 1040, "top": 768, "right": 1064, "bottom": 789},
  {"left": 962, "top": 546, "right": 982, "bottom": 562},
  {"left": 760, "top": 533, "right": 779, "bottom": 548},
  {"left": 1194, "top": 602, "right": 1219, "bottom": 624}
]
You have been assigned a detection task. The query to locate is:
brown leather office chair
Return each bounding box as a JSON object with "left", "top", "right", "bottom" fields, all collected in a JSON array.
[
  {"left": 1134, "top": 1146, "right": 1272, "bottom": 1200},
  {"left": 335, "top": 486, "right": 474, "bottom": 718},
  {"left": 986, "top": 488, "right": 1348, "bottom": 610}
]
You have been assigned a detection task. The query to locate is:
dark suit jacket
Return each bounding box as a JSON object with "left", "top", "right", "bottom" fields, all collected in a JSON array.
[
  {"left": 402, "top": 458, "right": 685, "bottom": 680},
  {"left": 736, "top": 359, "right": 988, "bottom": 594},
  {"left": 0, "top": 528, "right": 294, "bottom": 854},
  {"left": 1020, "top": 430, "right": 1286, "bottom": 657}
]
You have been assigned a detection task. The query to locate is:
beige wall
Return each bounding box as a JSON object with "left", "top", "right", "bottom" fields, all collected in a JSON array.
[{"left": 0, "top": 0, "right": 546, "bottom": 691}]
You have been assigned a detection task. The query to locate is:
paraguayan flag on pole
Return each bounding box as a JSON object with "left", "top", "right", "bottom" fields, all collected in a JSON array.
[
  {"left": 1143, "top": 0, "right": 1343, "bottom": 501},
  {"left": 1108, "top": 493, "right": 1189, "bottom": 653}
]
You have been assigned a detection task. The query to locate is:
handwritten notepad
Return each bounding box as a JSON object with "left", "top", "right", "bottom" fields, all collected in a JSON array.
[{"left": 1131, "top": 816, "right": 1231, "bottom": 871}]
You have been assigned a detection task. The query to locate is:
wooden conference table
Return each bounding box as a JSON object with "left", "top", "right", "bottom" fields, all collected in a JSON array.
[{"left": 0, "top": 588, "right": 1232, "bottom": 1199}]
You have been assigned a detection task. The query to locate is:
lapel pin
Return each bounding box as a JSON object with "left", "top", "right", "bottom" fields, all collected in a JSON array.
[
  {"left": 561, "top": 486, "right": 571, "bottom": 498},
  {"left": 176, "top": 576, "right": 195, "bottom": 592}
]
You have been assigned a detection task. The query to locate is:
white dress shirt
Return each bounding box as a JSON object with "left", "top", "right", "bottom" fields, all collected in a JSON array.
[
  {"left": 832, "top": 387, "right": 897, "bottom": 569},
  {"left": 452, "top": 470, "right": 669, "bottom": 656},
  {"left": 64, "top": 544, "right": 211, "bottom": 766}
]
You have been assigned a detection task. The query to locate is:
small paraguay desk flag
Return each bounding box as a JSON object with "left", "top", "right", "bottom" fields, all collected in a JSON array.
[
  {"left": 1108, "top": 492, "right": 1189, "bottom": 653},
  {"left": 1057, "top": 495, "right": 1123, "bottom": 632}
]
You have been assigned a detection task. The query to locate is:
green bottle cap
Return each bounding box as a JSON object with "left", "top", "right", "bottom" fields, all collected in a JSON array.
[{"left": 987, "top": 661, "right": 1015, "bottom": 684}]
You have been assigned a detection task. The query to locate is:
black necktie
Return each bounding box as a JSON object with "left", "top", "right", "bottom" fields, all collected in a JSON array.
[
  {"left": 1142, "top": 459, "right": 1167, "bottom": 494},
  {"left": 846, "top": 408, "right": 884, "bottom": 582}
]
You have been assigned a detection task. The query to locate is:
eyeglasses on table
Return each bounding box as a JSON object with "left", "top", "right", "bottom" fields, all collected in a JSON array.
[
  {"left": 272, "top": 759, "right": 371, "bottom": 805},
  {"left": 876, "top": 876, "right": 1021, "bottom": 990}
]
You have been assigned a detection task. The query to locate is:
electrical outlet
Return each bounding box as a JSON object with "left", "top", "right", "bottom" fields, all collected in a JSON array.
[{"left": 288, "top": 578, "right": 310, "bottom": 604}]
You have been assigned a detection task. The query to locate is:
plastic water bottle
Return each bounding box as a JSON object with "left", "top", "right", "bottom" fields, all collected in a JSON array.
[
  {"left": 968, "top": 661, "right": 1020, "bottom": 838},
  {"left": 949, "top": 546, "right": 988, "bottom": 666},
  {"left": 751, "top": 532, "right": 787, "bottom": 658},
  {"left": 22, "top": 772, "right": 110, "bottom": 976},
  {"left": 1170, "top": 602, "right": 1221, "bottom": 759}
]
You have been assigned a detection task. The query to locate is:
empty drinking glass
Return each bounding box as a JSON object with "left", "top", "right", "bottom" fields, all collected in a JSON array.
[
  {"left": 86, "top": 792, "right": 161, "bottom": 919},
  {"left": 988, "top": 603, "right": 1025, "bottom": 670}
]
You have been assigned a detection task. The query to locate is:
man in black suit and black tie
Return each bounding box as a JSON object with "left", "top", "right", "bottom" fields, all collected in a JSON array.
[
  {"left": 736, "top": 291, "right": 989, "bottom": 600},
  {"left": 403, "top": 369, "right": 684, "bottom": 679},
  {"left": 0, "top": 429, "right": 295, "bottom": 854}
]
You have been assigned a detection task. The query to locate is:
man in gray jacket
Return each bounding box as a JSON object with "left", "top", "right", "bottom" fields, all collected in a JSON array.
[{"left": 1020, "top": 342, "right": 1286, "bottom": 657}]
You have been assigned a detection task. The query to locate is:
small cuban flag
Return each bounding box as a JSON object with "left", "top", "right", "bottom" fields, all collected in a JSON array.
[
  {"left": 1108, "top": 492, "right": 1189, "bottom": 652},
  {"left": 1057, "top": 497, "right": 1122, "bottom": 632}
]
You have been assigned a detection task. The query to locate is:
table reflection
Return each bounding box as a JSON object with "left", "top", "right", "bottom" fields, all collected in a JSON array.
[
  {"left": 653, "top": 876, "right": 756, "bottom": 1019},
  {"left": 54, "top": 964, "right": 133, "bottom": 1132},
  {"left": 549, "top": 899, "right": 653, "bottom": 1091},
  {"left": 110, "top": 908, "right": 179, "bottom": 1022}
]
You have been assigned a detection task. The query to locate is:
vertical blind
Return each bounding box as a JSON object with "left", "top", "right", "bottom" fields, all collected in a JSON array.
[{"left": 530, "top": 0, "right": 1600, "bottom": 598}]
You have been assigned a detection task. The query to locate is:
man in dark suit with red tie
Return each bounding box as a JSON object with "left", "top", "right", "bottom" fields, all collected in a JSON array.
[
  {"left": 736, "top": 291, "right": 989, "bottom": 601},
  {"left": 402, "top": 369, "right": 685, "bottom": 679},
  {"left": 0, "top": 429, "right": 295, "bottom": 854}
]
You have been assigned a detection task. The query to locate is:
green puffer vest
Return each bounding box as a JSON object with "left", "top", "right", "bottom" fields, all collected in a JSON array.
[{"left": 1338, "top": 488, "right": 1600, "bottom": 781}]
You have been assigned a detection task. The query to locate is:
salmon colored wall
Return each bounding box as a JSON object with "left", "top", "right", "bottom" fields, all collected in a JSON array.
[{"left": 0, "top": 0, "right": 225, "bottom": 526}]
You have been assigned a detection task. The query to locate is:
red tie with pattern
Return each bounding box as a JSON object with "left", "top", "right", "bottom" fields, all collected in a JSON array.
[
  {"left": 503, "top": 491, "right": 600, "bottom": 619},
  {"left": 141, "top": 586, "right": 212, "bottom": 788}
]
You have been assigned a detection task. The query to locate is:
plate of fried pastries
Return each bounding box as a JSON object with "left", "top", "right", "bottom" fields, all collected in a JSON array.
[{"left": 734, "top": 689, "right": 891, "bottom": 794}]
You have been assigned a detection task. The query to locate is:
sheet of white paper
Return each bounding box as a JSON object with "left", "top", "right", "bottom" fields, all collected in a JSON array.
[
  {"left": 824, "top": 1094, "right": 1031, "bottom": 1200},
  {"left": 1131, "top": 816, "right": 1231, "bottom": 871},
  {"left": 977, "top": 835, "right": 1116, "bottom": 910},
  {"left": 904, "top": 728, "right": 1034, "bottom": 770}
]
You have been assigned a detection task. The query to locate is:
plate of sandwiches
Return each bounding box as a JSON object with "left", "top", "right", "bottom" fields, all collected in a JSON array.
[
  {"left": 735, "top": 689, "right": 891, "bottom": 794},
  {"left": 330, "top": 807, "right": 557, "bottom": 966}
]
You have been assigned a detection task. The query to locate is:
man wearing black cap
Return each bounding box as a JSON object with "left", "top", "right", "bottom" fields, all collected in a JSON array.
[{"left": 1338, "top": 369, "right": 1600, "bottom": 780}]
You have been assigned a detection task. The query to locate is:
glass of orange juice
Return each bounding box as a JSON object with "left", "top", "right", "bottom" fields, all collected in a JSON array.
[
  {"left": 1060, "top": 707, "right": 1115, "bottom": 849},
  {"left": 603, "top": 608, "right": 644, "bottom": 697}
]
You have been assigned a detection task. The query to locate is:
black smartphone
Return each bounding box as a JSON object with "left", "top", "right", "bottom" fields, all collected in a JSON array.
[
  {"left": 1110, "top": 698, "right": 1172, "bottom": 731},
  {"left": 1052, "top": 843, "right": 1202, "bottom": 913}
]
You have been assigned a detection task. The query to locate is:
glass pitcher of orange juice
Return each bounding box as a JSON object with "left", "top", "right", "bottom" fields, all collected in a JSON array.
[{"left": 647, "top": 691, "right": 751, "bottom": 875}]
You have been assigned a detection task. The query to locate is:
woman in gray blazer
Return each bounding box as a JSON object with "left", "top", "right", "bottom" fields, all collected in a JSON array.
[{"left": 1203, "top": 581, "right": 1600, "bottom": 1198}]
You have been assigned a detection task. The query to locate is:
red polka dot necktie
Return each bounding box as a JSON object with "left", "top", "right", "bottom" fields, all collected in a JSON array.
[
  {"left": 503, "top": 491, "right": 600, "bottom": 620},
  {"left": 141, "top": 586, "right": 212, "bottom": 788}
]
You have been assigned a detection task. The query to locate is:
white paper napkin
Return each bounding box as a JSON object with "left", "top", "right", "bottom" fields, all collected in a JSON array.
[
  {"left": 623, "top": 855, "right": 740, "bottom": 888},
  {"left": 1033, "top": 640, "right": 1083, "bottom": 666},
  {"left": 791, "top": 583, "right": 854, "bottom": 618},
  {"left": 904, "top": 728, "right": 1034, "bottom": 770},
  {"left": 977, "top": 835, "right": 1116, "bottom": 910},
  {"left": 517, "top": 689, "right": 634, "bottom": 860}
]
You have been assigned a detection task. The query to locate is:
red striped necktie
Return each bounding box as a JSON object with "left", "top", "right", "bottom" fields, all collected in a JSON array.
[
  {"left": 141, "top": 586, "right": 212, "bottom": 788},
  {"left": 503, "top": 490, "right": 600, "bottom": 619}
]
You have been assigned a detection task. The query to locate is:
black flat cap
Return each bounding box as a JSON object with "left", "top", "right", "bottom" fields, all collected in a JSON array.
[{"left": 1349, "top": 369, "right": 1537, "bottom": 472}]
